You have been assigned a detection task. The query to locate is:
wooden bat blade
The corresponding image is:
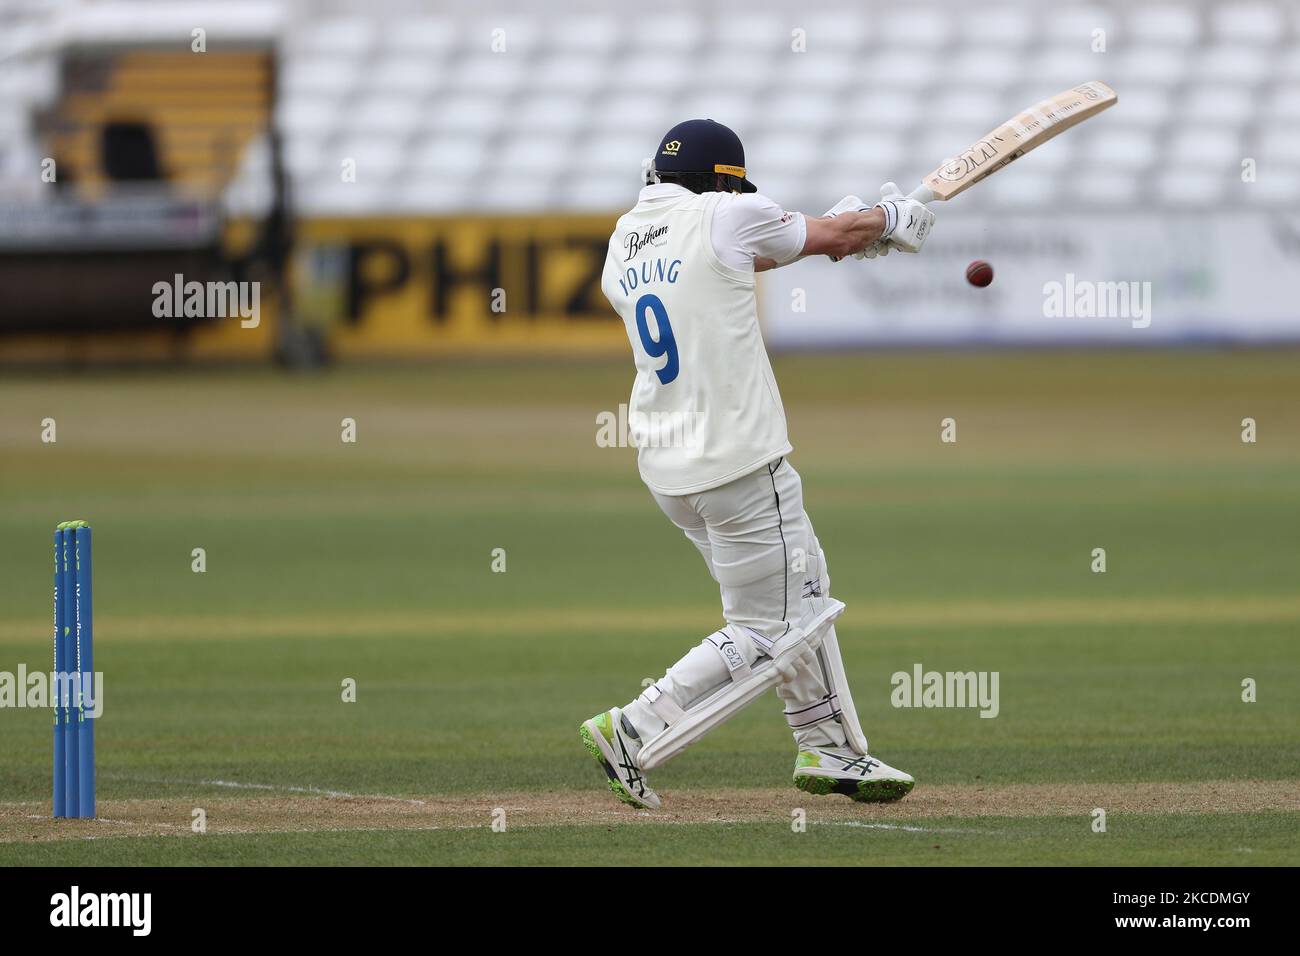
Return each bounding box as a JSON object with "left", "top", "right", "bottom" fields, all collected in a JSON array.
[{"left": 918, "top": 81, "right": 1117, "bottom": 202}]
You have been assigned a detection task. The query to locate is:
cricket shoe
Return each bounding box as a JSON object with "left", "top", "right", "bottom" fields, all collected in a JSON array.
[
  {"left": 793, "top": 748, "right": 914, "bottom": 803},
  {"left": 579, "top": 707, "right": 661, "bottom": 809}
]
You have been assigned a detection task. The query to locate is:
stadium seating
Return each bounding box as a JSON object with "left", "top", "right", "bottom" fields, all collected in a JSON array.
[{"left": 0, "top": 0, "right": 1297, "bottom": 213}]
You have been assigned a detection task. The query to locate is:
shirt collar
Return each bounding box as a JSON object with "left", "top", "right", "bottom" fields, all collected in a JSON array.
[{"left": 639, "top": 183, "right": 692, "bottom": 202}]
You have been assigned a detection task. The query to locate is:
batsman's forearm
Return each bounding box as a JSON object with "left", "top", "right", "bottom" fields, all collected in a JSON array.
[
  {"left": 847, "top": 207, "right": 888, "bottom": 248},
  {"left": 824, "top": 208, "right": 886, "bottom": 259},
  {"left": 797, "top": 207, "right": 889, "bottom": 261}
]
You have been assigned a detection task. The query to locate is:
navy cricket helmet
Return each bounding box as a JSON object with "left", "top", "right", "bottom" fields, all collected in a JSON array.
[{"left": 652, "top": 118, "right": 757, "bottom": 193}]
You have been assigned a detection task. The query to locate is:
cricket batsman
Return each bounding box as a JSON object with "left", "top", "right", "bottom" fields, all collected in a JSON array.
[{"left": 582, "top": 119, "right": 934, "bottom": 808}]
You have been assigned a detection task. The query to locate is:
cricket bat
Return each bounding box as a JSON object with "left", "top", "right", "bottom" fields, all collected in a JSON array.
[{"left": 908, "top": 81, "right": 1117, "bottom": 203}]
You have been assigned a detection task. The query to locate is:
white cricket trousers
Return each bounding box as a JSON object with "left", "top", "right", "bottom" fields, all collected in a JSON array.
[{"left": 623, "top": 457, "right": 846, "bottom": 750}]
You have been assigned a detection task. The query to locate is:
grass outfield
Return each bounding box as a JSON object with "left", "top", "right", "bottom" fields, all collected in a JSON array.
[
  {"left": 3, "top": 813, "right": 1297, "bottom": 867},
  {"left": 0, "top": 351, "right": 1297, "bottom": 865}
]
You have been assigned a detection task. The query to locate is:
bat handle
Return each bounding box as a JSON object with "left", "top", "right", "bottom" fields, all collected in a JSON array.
[{"left": 908, "top": 184, "right": 935, "bottom": 203}]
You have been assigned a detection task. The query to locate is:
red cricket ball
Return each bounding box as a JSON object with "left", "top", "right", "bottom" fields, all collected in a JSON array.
[{"left": 966, "top": 260, "right": 994, "bottom": 287}]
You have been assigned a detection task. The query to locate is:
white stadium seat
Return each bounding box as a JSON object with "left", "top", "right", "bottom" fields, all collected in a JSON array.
[
  {"left": 280, "top": 58, "right": 364, "bottom": 98},
  {"left": 777, "top": 53, "right": 857, "bottom": 91},
  {"left": 1164, "top": 127, "right": 1244, "bottom": 168},
  {"left": 594, "top": 94, "right": 675, "bottom": 135},
  {"left": 841, "top": 90, "right": 920, "bottom": 127},
  {"left": 545, "top": 15, "right": 621, "bottom": 54},
  {"left": 402, "top": 174, "right": 475, "bottom": 212},
  {"left": 334, "top": 137, "right": 408, "bottom": 181},
  {"left": 928, "top": 91, "right": 1006, "bottom": 129},
  {"left": 277, "top": 97, "right": 343, "bottom": 139},
  {"left": 1070, "top": 171, "right": 1143, "bottom": 206},
  {"left": 384, "top": 17, "right": 457, "bottom": 55},
  {"left": 956, "top": 8, "right": 1034, "bottom": 47},
  {"left": 695, "top": 53, "right": 780, "bottom": 96},
  {"left": 1264, "top": 84, "right": 1300, "bottom": 120},
  {"left": 350, "top": 97, "right": 424, "bottom": 136},
  {"left": 1277, "top": 43, "right": 1300, "bottom": 80},
  {"left": 512, "top": 95, "right": 590, "bottom": 134},
  {"left": 283, "top": 137, "right": 328, "bottom": 180},
  {"left": 1199, "top": 45, "right": 1275, "bottom": 83},
  {"left": 1085, "top": 130, "right": 1159, "bottom": 170},
  {"left": 1242, "top": 169, "right": 1300, "bottom": 204},
  {"left": 1154, "top": 168, "right": 1230, "bottom": 205},
  {"left": 0, "top": 58, "right": 58, "bottom": 107},
  {"left": 758, "top": 93, "right": 839, "bottom": 132},
  {"left": 1182, "top": 86, "right": 1255, "bottom": 125},
  {"left": 1027, "top": 49, "right": 1115, "bottom": 88},
  {"left": 477, "top": 177, "right": 553, "bottom": 211},
  {"left": 409, "top": 136, "right": 490, "bottom": 177},
  {"left": 581, "top": 133, "right": 651, "bottom": 176},
  {"left": 1042, "top": 6, "right": 1117, "bottom": 47},
  {"left": 1113, "top": 46, "right": 1189, "bottom": 86},
  {"left": 303, "top": 18, "right": 379, "bottom": 56},
  {"left": 825, "top": 135, "right": 905, "bottom": 185},
  {"left": 369, "top": 59, "right": 443, "bottom": 96},
  {"left": 532, "top": 56, "right": 609, "bottom": 95},
  {"left": 559, "top": 176, "right": 639, "bottom": 212},
  {"left": 672, "top": 93, "right": 756, "bottom": 132},
  {"left": 1259, "top": 128, "right": 1300, "bottom": 162},
  {"left": 866, "top": 51, "right": 939, "bottom": 88},
  {"left": 715, "top": 16, "right": 792, "bottom": 54},
  {"left": 448, "top": 55, "right": 529, "bottom": 94},
  {"left": 747, "top": 134, "right": 820, "bottom": 175},
  {"left": 603, "top": 54, "right": 688, "bottom": 95},
  {"left": 435, "top": 94, "right": 510, "bottom": 135},
  {"left": 983, "top": 172, "right": 1058, "bottom": 208},
  {"left": 637, "top": 14, "right": 703, "bottom": 52},
  {"left": 1211, "top": 4, "right": 1285, "bottom": 43},
  {"left": 299, "top": 179, "right": 390, "bottom": 214},
  {"left": 1104, "top": 88, "right": 1171, "bottom": 127},
  {"left": 878, "top": 10, "right": 953, "bottom": 49},
  {"left": 465, "top": 17, "right": 541, "bottom": 55},
  {"left": 800, "top": 13, "right": 869, "bottom": 51},
  {"left": 492, "top": 134, "right": 573, "bottom": 175},
  {"left": 748, "top": 170, "right": 807, "bottom": 206},
  {"left": 1128, "top": 6, "right": 1201, "bottom": 45},
  {"left": 939, "top": 50, "right": 1028, "bottom": 89}
]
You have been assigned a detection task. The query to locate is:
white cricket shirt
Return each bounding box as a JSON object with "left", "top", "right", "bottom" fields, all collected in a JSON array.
[{"left": 601, "top": 183, "right": 806, "bottom": 495}]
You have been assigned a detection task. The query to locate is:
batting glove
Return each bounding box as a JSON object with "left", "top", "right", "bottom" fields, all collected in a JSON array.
[{"left": 875, "top": 181, "right": 935, "bottom": 253}]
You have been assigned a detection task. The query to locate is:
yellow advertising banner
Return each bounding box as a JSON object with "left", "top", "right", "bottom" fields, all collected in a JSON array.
[{"left": 290, "top": 215, "right": 624, "bottom": 357}]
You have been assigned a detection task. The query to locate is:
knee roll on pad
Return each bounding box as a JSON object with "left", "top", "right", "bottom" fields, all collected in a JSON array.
[
  {"left": 635, "top": 599, "right": 846, "bottom": 771},
  {"left": 636, "top": 624, "right": 760, "bottom": 730}
]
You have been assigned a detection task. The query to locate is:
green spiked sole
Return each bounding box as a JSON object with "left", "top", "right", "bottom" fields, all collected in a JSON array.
[
  {"left": 579, "top": 723, "right": 643, "bottom": 808},
  {"left": 794, "top": 772, "right": 914, "bottom": 803}
]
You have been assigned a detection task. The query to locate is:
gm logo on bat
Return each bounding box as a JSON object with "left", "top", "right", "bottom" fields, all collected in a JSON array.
[{"left": 936, "top": 139, "right": 1001, "bottom": 182}]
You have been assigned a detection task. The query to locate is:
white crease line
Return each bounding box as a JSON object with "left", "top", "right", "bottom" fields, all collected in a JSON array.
[
  {"left": 77, "top": 823, "right": 485, "bottom": 842},
  {"left": 99, "top": 773, "right": 427, "bottom": 805},
  {"left": 815, "top": 821, "right": 999, "bottom": 835},
  {"left": 22, "top": 813, "right": 182, "bottom": 830}
]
